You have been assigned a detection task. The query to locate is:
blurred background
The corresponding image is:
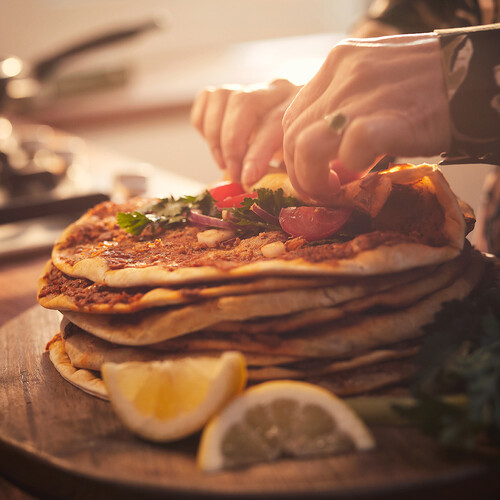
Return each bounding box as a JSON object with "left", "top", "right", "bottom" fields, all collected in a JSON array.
[
  {"left": 0, "top": 0, "right": 492, "bottom": 245},
  {"left": 0, "top": 0, "right": 369, "bottom": 184}
]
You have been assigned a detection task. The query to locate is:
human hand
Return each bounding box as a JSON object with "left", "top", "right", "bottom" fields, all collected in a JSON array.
[
  {"left": 191, "top": 79, "right": 300, "bottom": 188},
  {"left": 282, "top": 33, "right": 451, "bottom": 204}
]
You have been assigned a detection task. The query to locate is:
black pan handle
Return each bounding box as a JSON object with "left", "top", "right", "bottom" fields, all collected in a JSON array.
[{"left": 33, "top": 18, "right": 162, "bottom": 80}]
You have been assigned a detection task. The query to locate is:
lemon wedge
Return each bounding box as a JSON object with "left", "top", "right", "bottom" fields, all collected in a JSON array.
[
  {"left": 197, "top": 380, "right": 375, "bottom": 471},
  {"left": 101, "top": 351, "right": 247, "bottom": 442}
]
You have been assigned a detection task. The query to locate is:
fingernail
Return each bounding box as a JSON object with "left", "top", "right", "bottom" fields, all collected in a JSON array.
[
  {"left": 241, "top": 161, "right": 258, "bottom": 187},
  {"left": 226, "top": 159, "right": 241, "bottom": 182},
  {"left": 327, "top": 170, "right": 342, "bottom": 194}
]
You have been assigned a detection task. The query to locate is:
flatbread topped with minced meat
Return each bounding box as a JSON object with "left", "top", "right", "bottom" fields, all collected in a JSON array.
[
  {"left": 51, "top": 164, "right": 466, "bottom": 288},
  {"left": 59, "top": 248, "right": 482, "bottom": 349},
  {"left": 38, "top": 258, "right": 434, "bottom": 314},
  {"left": 40, "top": 162, "right": 490, "bottom": 402}
]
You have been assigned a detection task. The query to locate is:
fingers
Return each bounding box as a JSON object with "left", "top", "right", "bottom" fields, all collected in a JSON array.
[
  {"left": 285, "top": 112, "right": 419, "bottom": 203},
  {"left": 285, "top": 120, "right": 342, "bottom": 203},
  {"left": 282, "top": 44, "right": 347, "bottom": 130},
  {"left": 338, "top": 113, "right": 412, "bottom": 173},
  {"left": 203, "top": 88, "right": 233, "bottom": 169},
  {"left": 219, "top": 90, "right": 263, "bottom": 181},
  {"left": 190, "top": 89, "right": 209, "bottom": 132},
  {"left": 241, "top": 108, "right": 285, "bottom": 188},
  {"left": 221, "top": 83, "right": 300, "bottom": 182},
  {"left": 281, "top": 33, "right": 449, "bottom": 204},
  {"left": 191, "top": 80, "right": 300, "bottom": 184},
  {"left": 190, "top": 87, "right": 236, "bottom": 170}
]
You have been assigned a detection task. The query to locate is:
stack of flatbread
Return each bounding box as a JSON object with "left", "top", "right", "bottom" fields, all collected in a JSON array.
[{"left": 38, "top": 164, "right": 485, "bottom": 400}]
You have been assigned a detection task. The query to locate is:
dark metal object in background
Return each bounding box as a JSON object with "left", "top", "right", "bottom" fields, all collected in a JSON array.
[
  {"left": 0, "top": 122, "right": 110, "bottom": 224},
  {"left": 0, "top": 17, "right": 163, "bottom": 110}
]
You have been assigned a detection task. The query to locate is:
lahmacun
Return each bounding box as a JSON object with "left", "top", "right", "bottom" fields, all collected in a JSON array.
[{"left": 39, "top": 164, "right": 485, "bottom": 399}]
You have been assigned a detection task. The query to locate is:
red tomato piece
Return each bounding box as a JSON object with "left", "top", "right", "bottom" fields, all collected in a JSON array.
[
  {"left": 216, "top": 191, "right": 258, "bottom": 209},
  {"left": 208, "top": 181, "right": 245, "bottom": 202},
  {"left": 279, "top": 206, "right": 352, "bottom": 241}
]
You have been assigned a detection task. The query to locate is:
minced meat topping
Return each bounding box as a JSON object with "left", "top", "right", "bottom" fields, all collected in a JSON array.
[{"left": 53, "top": 191, "right": 446, "bottom": 273}]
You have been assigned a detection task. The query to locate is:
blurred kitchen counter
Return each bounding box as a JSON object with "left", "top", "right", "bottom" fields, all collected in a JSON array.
[{"left": 0, "top": 120, "right": 203, "bottom": 260}]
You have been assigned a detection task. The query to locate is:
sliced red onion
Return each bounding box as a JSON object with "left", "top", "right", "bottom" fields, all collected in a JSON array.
[
  {"left": 188, "top": 210, "right": 236, "bottom": 229},
  {"left": 251, "top": 203, "right": 279, "bottom": 225}
]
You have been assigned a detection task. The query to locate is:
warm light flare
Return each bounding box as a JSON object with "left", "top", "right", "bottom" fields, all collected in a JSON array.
[
  {"left": 0, "top": 117, "right": 13, "bottom": 140},
  {"left": 6, "top": 78, "right": 40, "bottom": 99},
  {"left": 1, "top": 57, "right": 23, "bottom": 78}
]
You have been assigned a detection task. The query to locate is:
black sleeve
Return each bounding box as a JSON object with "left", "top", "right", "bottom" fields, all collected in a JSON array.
[
  {"left": 477, "top": 165, "right": 500, "bottom": 255},
  {"left": 360, "top": 0, "right": 485, "bottom": 34},
  {"left": 436, "top": 24, "right": 500, "bottom": 165}
]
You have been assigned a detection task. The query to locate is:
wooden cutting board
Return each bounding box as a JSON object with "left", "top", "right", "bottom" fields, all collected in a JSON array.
[{"left": 0, "top": 306, "right": 497, "bottom": 500}]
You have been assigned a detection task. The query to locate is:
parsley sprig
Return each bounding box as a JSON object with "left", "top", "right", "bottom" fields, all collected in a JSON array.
[
  {"left": 345, "top": 272, "right": 500, "bottom": 456},
  {"left": 117, "top": 188, "right": 301, "bottom": 236},
  {"left": 230, "top": 188, "right": 301, "bottom": 231},
  {"left": 396, "top": 283, "right": 500, "bottom": 454},
  {"left": 117, "top": 191, "right": 217, "bottom": 236}
]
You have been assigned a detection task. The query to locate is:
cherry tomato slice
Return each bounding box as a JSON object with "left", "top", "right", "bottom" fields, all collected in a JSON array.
[
  {"left": 279, "top": 206, "right": 352, "bottom": 241},
  {"left": 208, "top": 181, "right": 245, "bottom": 202},
  {"left": 216, "top": 191, "right": 258, "bottom": 209}
]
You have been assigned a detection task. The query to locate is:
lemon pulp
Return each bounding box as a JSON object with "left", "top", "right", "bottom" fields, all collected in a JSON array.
[
  {"left": 198, "top": 380, "right": 375, "bottom": 471},
  {"left": 102, "top": 351, "right": 247, "bottom": 442}
]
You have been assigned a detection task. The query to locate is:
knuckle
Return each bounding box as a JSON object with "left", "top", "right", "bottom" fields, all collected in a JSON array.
[
  {"left": 344, "top": 58, "right": 376, "bottom": 88},
  {"left": 349, "top": 118, "right": 376, "bottom": 146},
  {"left": 204, "top": 121, "right": 221, "bottom": 145},
  {"left": 268, "top": 78, "right": 296, "bottom": 97},
  {"left": 322, "top": 44, "right": 346, "bottom": 72},
  {"left": 212, "top": 87, "right": 232, "bottom": 100},
  {"left": 294, "top": 128, "right": 317, "bottom": 158},
  {"left": 282, "top": 107, "right": 294, "bottom": 131},
  {"left": 228, "top": 90, "right": 253, "bottom": 108},
  {"left": 269, "top": 78, "right": 290, "bottom": 88},
  {"left": 294, "top": 129, "right": 310, "bottom": 151},
  {"left": 267, "top": 106, "right": 286, "bottom": 122},
  {"left": 221, "top": 134, "right": 244, "bottom": 159},
  {"left": 347, "top": 59, "right": 367, "bottom": 80},
  {"left": 228, "top": 89, "right": 269, "bottom": 115}
]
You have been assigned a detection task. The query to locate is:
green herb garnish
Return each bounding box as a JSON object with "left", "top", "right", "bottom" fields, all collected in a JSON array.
[
  {"left": 396, "top": 282, "right": 500, "bottom": 454},
  {"left": 116, "top": 211, "right": 159, "bottom": 236},
  {"left": 117, "top": 191, "right": 217, "bottom": 235},
  {"left": 230, "top": 188, "right": 301, "bottom": 232},
  {"left": 117, "top": 188, "right": 301, "bottom": 236}
]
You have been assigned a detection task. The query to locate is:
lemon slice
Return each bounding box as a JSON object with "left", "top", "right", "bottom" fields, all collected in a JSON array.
[
  {"left": 101, "top": 351, "right": 247, "bottom": 442},
  {"left": 197, "top": 380, "right": 375, "bottom": 471}
]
